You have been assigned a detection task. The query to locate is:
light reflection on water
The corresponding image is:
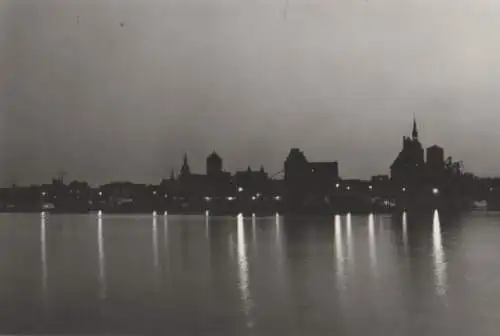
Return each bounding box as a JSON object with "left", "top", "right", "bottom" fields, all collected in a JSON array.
[
  {"left": 402, "top": 211, "right": 408, "bottom": 252},
  {"left": 432, "top": 210, "right": 448, "bottom": 299},
  {"left": 236, "top": 214, "right": 253, "bottom": 327},
  {"left": 97, "top": 212, "right": 106, "bottom": 299},
  {"left": 334, "top": 214, "right": 345, "bottom": 290},
  {"left": 152, "top": 215, "right": 159, "bottom": 288},
  {"left": 346, "top": 213, "right": 354, "bottom": 265},
  {"left": 3, "top": 213, "right": 500, "bottom": 334},
  {"left": 40, "top": 212, "right": 47, "bottom": 304},
  {"left": 368, "top": 213, "right": 377, "bottom": 273}
]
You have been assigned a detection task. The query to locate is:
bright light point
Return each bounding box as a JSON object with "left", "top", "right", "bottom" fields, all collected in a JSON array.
[
  {"left": 205, "top": 210, "right": 209, "bottom": 216},
  {"left": 252, "top": 213, "right": 255, "bottom": 217},
  {"left": 336, "top": 183, "right": 340, "bottom": 188},
  {"left": 153, "top": 191, "right": 157, "bottom": 195},
  {"left": 402, "top": 187, "right": 406, "bottom": 192},
  {"left": 227, "top": 196, "right": 235, "bottom": 201},
  {"left": 41, "top": 192, "right": 47, "bottom": 197},
  {"left": 153, "top": 211, "right": 157, "bottom": 216},
  {"left": 238, "top": 187, "right": 244, "bottom": 192},
  {"left": 369, "top": 185, "right": 373, "bottom": 190},
  {"left": 98, "top": 210, "right": 102, "bottom": 217},
  {"left": 275, "top": 213, "right": 279, "bottom": 217},
  {"left": 204, "top": 196, "right": 211, "bottom": 201},
  {"left": 98, "top": 192, "right": 103, "bottom": 196},
  {"left": 252, "top": 196, "right": 256, "bottom": 201},
  {"left": 164, "top": 211, "right": 168, "bottom": 216},
  {"left": 274, "top": 196, "right": 281, "bottom": 201},
  {"left": 433, "top": 188, "right": 439, "bottom": 195}
]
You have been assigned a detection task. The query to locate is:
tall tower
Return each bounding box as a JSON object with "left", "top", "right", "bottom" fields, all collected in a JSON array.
[
  {"left": 412, "top": 114, "right": 419, "bottom": 140},
  {"left": 206, "top": 151, "right": 222, "bottom": 176},
  {"left": 180, "top": 153, "right": 191, "bottom": 176}
]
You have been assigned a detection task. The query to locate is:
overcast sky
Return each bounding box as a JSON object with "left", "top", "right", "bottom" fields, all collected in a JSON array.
[{"left": 3, "top": 0, "right": 500, "bottom": 185}]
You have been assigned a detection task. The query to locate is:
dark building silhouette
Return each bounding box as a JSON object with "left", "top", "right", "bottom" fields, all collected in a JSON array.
[
  {"left": 390, "top": 117, "right": 425, "bottom": 188},
  {"left": 371, "top": 175, "right": 389, "bottom": 183},
  {"left": 309, "top": 162, "right": 339, "bottom": 184},
  {"left": 284, "top": 148, "right": 339, "bottom": 211},
  {"left": 233, "top": 166, "right": 269, "bottom": 195},
  {"left": 284, "top": 148, "right": 309, "bottom": 181},
  {"left": 206, "top": 151, "right": 223, "bottom": 176},
  {"left": 180, "top": 153, "right": 191, "bottom": 177},
  {"left": 427, "top": 145, "right": 444, "bottom": 172}
]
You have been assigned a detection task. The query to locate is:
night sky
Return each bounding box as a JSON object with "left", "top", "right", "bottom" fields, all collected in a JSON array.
[{"left": 3, "top": 0, "right": 500, "bottom": 186}]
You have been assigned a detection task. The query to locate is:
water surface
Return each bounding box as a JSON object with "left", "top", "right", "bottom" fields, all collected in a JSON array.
[{"left": 0, "top": 211, "right": 499, "bottom": 335}]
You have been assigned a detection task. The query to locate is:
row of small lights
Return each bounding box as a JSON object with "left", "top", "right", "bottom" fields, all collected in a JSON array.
[
  {"left": 41, "top": 185, "right": 442, "bottom": 198},
  {"left": 94, "top": 210, "right": 278, "bottom": 217},
  {"left": 204, "top": 194, "right": 281, "bottom": 202}
]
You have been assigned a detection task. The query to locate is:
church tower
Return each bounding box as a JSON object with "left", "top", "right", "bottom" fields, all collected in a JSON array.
[
  {"left": 412, "top": 114, "right": 419, "bottom": 140},
  {"left": 180, "top": 153, "right": 191, "bottom": 176}
]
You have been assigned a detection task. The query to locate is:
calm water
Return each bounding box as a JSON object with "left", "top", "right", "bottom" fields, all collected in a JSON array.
[{"left": 0, "top": 211, "right": 500, "bottom": 334}]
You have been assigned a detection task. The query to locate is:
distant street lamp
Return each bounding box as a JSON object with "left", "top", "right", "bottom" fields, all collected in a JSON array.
[
  {"left": 432, "top": 188, "right": 439, "bottom": 195},
  {"left": 252, "top": 196, "right": 257, "bottom": 201},
  {"left": 238, "top": 187, "right": 244, "bottom": 193},
  {"left": 402, "top": 187, "right": 406, "bottom": 192},
  {"left": 335, "top": 183, "right": 340, "bottom": 188},
  {"left": 368, "top": 185, "right": 373, "bottom": 190}
]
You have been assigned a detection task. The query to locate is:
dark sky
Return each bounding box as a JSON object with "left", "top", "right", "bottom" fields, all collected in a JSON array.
[{"left": 3, "top": 0, "right": 500, "bottom": 186}]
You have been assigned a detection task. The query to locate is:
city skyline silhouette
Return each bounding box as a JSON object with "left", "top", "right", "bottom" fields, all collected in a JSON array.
[{"left": 3, "top": 0, "right": 500, "bottom": 185}]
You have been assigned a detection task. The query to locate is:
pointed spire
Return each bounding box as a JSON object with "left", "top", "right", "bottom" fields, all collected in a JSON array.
[
  {"left": 181, "top": 153, "right": 190, "bottom": 175},
  {"left": 412, "top": 113, "right": 418, "bottom": 139},
  {"left": 170, "top": 168, "right": 175, "bottom": 180},
  {"left": 260, "top": 165, "right": 265, "bottom": 173}
]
